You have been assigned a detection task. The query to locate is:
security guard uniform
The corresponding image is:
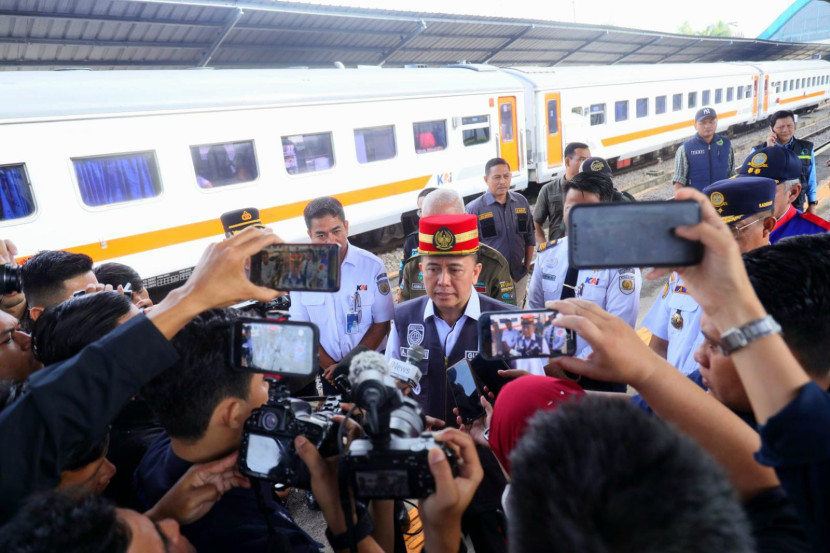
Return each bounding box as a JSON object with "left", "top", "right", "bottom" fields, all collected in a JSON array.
[
  {"left": 400, "top": 243, "right": 516, "bottom": 305},
  {"left": 641, "top": 273, "right": 703, "bottom": 376},
  {"left": 527, "top": 237, "right": 641, "bottom": 359}
]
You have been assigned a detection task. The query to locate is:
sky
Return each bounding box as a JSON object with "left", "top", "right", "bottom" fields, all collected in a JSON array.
[{"left": 291, "top": 0, "right": 787, "bottom": 38}]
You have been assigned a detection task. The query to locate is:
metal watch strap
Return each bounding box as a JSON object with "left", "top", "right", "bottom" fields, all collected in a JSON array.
[{"left": 719, "top": 315, "right": 782, "bottom": 355}]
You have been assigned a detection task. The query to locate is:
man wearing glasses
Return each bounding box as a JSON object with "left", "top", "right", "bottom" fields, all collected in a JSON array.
[
  {"left": 642, "top": 176, "right": 776, "bottom": 376},
  {"left": 673, "top": 107, "right": 735, "bottom": 192}
]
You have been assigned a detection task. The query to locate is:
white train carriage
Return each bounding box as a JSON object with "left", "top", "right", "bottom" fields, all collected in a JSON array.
[
  {"left": 0, "top": 67, "right": 527, "bottom": 292},
  {"left": 505, "top": 60, "right": 830, "bottom": 182}
]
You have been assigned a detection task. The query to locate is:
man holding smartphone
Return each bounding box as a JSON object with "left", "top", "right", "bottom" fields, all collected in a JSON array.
[
  {"left": 289, "top": 197, "right": 394, "bottom": 396},
  {"left": 749, "top": 110, "right": 817, "bottom": 214}
]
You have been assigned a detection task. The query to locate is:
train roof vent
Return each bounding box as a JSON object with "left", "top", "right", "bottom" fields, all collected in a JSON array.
[{"left": 445, "top": 63, "right": 498, "bottom": 72}]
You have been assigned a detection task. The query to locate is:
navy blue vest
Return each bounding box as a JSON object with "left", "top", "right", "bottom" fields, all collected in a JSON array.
[
  {"left": 394, "top": 294, "right": 516, "bottom": 423},
  {"left": 684, "top": 133, "right": 731, "bottom": 190}
]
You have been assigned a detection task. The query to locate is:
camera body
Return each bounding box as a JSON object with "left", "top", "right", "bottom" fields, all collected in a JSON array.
[
  {"left": 238, "top": 389, "right": 339, "bottom": 488},
  {"left": 0, "top": 264, "right": 22, "bottom": 295},
  {"left": 346, "top": 434, "right": 457, "bottom": 500}
]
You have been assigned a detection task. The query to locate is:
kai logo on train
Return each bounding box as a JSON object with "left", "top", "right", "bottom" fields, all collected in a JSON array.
[{"left": 436, "top": 172, "right": 453, "bottom": 185}]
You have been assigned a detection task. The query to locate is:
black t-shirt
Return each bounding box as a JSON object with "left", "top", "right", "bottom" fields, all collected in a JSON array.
[{"left": 744, "top": 487, "right": 810, "bottom": 553}]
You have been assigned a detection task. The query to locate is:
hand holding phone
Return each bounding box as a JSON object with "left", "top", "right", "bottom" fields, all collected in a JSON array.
[
  {"left": 249, "top": 244, "right": 341, "bottom": 292},
  {"left": 447, "top": 359, "right": 486, "bottom": 424}
]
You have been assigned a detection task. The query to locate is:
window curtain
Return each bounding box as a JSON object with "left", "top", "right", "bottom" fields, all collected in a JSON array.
[
  {"left": 74, "top": 155, "right": 156, "bottom": 207},
  {"left": 0, "top": 166, "right": 35, "bottom": 220}
]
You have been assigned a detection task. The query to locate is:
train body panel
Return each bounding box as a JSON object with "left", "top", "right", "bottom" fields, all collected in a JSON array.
[
  {"left": 0, "top": 68, "right": 526, "bottom": 289},
  {"left": 1, "top": 61, "right": 828, "bottom": 293}
]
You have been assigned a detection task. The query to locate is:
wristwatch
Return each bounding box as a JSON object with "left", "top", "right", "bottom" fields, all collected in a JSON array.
[
  {"left": 719, "top": 315, "right": 781, "bottom": 355},
  {"left": 809, "top": 201, "right": 818, "bottom": 206}
]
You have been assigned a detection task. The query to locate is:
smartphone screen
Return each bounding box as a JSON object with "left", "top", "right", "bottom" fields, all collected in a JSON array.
[
  {"left": 479, "top": 309, "right": 576, "bottom": 360},
  {"left": 447, "top": 359, "right": 486, "bottom": 424},
  {"left": 232, "top": 319, "right": 319, "bottom": 376},
  {"left": 249, "top": 244, "right": 341, "bottom": 292},
  {"left": 568, "top": 200, "right": 703, "bottom": 269}
]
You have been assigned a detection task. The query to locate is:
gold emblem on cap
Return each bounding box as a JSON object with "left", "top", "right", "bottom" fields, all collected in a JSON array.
[
  {"left": 433, "top": 227, "right": 456, "bottom": 252},
  {"left": 746, "top": 153, "right": 768, "bottom": 175},
  {"left": 709, "top": 192, "right": 726, "bottom": 208},
  {"left": 590, "top": 160, "right": 604, "bottom": 172},
  {"left": 241, "top": 210, "right": 252, "bottom": 221}
]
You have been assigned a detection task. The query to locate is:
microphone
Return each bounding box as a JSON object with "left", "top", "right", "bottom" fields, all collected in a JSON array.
[
  {"left": 348, "top": 351, "right": 396, "bottom": 438},
  {"left": 387, "top": 345, "right": 424, "bottom": 387}
]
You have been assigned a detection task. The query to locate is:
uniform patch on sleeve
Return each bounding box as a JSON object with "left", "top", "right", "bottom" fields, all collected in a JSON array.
[
  {"left": 620, "top": 276, "right": 636, "bottom": 295},
  {"left": 376, "top": 273, "right": 390, "bottom": 295}
]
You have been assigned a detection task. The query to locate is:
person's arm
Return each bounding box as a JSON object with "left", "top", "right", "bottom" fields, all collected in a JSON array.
[
  {"left": 534, "top": 222, "right": 547, "bottom": 247},
  {"left": 533, "top": 187, "right": 550, "bottom": 245},
  {"left": 648, "top": 334, "right": 669, "bottom": 359},
  {"left": 805, "top": 150, "right": 817, "bottom": 213},
  {"left": 526, "top": 260, "right": 544, "bottom": 309},
  {"left": 662, "top": 188, "right": 811, "bottom": 424},
  {"left": 545, "top": 298, "right": 780, "bottom": 500},
  {"left": 524, "top": 245, "right": 535, "bottom": 273},
  {"left": 672, "top": 143, "right": 687, "bottom": 191},
  {"left": 358, "top": 321, "right": 391, "bottom": 352},
  {"left": 0, "top": 228, "right": 281, "bottom": 521}
]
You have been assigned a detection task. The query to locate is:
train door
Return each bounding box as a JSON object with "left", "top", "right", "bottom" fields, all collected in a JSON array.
[
  {"left": 763, "top": 75, "right": 770, "bottom": 114},
  {"left": 544, "top": 92, "right": 563, "bottom": 168},
  {"left": 752, "top": 76, "right": 759, "bottom": 118},
  {"left": 498, "top": 96, "right": 519, "bottom": 173}
]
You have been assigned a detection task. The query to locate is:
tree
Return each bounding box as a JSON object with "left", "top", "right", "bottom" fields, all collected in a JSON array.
[{"left": 677, "top": 20, "right": 736, "bottom": 37}]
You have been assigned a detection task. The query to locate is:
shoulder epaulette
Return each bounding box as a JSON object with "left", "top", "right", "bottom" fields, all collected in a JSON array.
[{"left": 537, "top": 239, "right": 558, "bottom": 252}]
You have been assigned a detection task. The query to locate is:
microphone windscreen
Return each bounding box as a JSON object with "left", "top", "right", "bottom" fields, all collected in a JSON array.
[{"left": 348, "top": 350, "right": 389, "bottom": 385}]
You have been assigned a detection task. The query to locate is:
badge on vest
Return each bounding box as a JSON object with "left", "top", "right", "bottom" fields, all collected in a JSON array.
[
  {"left": 400, "top": 347, "right": 429, "bottom": 360},
  {"left": 407, "top": 324, "right": 424, "bottom": 346},
  {"left": 465, "top": 351, "right": 477, "bottom": 362}
]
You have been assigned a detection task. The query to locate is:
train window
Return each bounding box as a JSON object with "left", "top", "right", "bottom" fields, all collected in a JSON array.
[
  {"left": 656, "top": 96, "right": 666, "bottom": 115},
  {"left": 783, "top": 81, "right": 788, "bottom": 92},
  {"left": 688, "top": 91, "right": 697, "bottom": 109},
  {"left": 461, "top": 115, "right": 491, "bottom": 146},
  {"left": 282, "top": 133, "right": 335, "bottom": 174},
  {"left": 615, "top": 100, "right": 628, "bottom": 122},
  {"left": 0, "top": 164, "right": 36, "bottom": 222},
  {"left": 413, "top": 120, "right": 447, "bottom": 154},
  {"left": 702, "top": 90, "right": 711, "bottom": 106},
  {"left": 636, "top": 98, "right": 648, "bottom": 118},
  {"left": 746, "top": 85, "right": 752, "bottom": 97},
  {"left": 812, "top": 76, "right": 817, "bottom": 86},
  {"left": 672, "top": 93, "right": 682, "bottom": 111},
  {"left": 714, "top": 89, "right": 723, "bottom": 104},
  {"left": 72, "top": 151, "right": 161, "bottom": 208},
  {"left": 789, "top": 79, "right": 794, "bottom": 90},
  {"left": 190, "top": 141, "right": 258, "bottom": 188},
  {"left": 547, "top": 100, "right": 559, "bottom": 134},
  {"left": 355, "top": 126, "right": 397, "bottom": 164},
  {"left": 737, "top": 86, "right": 744, "bottom": 100},
  {"left": 589, "top": 104, "right": 605, "bottom": 126},
  {"left": 500, "top": 103, "right": 515, "bottom": 142},
  {"left": 726, "top": 87, "right": 734, "bottom": 102}
]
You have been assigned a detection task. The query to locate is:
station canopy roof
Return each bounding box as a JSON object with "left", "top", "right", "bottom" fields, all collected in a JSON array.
[{"left": 2, "top": 0, "right": 830, "bottom": 70}]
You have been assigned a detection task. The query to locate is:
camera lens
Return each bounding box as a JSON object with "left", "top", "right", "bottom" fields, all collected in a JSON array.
[
  {"left": 0, "top": 264, "right": 23, "bottom": 296},
  {"left": 261, "top": 410, "right": 279, "bottom": 431}
]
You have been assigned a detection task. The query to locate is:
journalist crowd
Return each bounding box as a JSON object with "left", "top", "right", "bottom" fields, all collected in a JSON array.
[{"left": 0, "top": 106, "right": 829, "bottom": 553}]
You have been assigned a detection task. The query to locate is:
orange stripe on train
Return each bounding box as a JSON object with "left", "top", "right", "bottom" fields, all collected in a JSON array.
[
  {"left": 601, "top": 110, "right": 738, "bottom": 148},
  {"left": 44, "top": 175, "right": 432, "bottom": 263},
  {"left": 778, "top": 90, "right": 825, "bottom": 105}
]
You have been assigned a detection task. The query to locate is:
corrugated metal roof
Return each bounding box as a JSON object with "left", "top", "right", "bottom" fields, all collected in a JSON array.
[{"left": 1, "top": 0, "right": 829, "bottom": 70}]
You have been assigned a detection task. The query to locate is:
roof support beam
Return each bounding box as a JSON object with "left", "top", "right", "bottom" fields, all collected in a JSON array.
[
  {"left": 481, "top": 25, "right": 534, "bottom": 64},
  {"left": 549, "top": 31, "right": 607, "bottom": 65},
  {"left": 197, "top": 7, "right": 243, "bottom": 67},
  {"left": 609, "top": 36, "right": 662, "bottom": 64},
  {"left": 377, "top": 20, "right": 427, "bottom": 66},
  {"left": 655, "top": 38, "right": 703, "bottom": 63}
]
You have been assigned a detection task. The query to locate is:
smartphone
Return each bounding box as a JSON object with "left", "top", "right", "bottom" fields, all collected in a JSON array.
[
  {"left": 446, "top": 359, "right": 486, "bottom": 424},
  {"left": 567, "top": 200, "right": 703, "bottom": 269},
  {"left": 249, "top": 243, "right": 341, "bottom": 292},
  {"left": 479, "top": 309, "right": 576, "bottom": 360},
  {"left": 469, "top": 354, "right": 511, "bottom": 397},
  {"left": 231, "top": 318, "right": 319, "bottom": 377}
]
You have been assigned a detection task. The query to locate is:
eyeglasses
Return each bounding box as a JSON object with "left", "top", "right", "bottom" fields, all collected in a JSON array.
[{"left": 728, "top": 216, "right": 764, "bottom": 238}]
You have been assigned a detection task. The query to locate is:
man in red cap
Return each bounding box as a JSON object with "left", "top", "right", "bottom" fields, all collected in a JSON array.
[{"left": 386, "top": 213, "right": 542, "bottom": 553}]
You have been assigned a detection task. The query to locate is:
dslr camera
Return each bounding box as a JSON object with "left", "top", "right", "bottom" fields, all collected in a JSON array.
[
  {"left": 238, "top": 378, "right": 339, "bottom": 488},
  {"left": 344, "top": 352, "right": 458, "bottom": 500},
  {"left": 0, "top": 264, "right": 22, "bottom": 296}
]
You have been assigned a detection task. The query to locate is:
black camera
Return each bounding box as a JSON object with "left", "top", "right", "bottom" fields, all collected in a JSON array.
[
  {"left": 238, "top": 379, "right": 339, "bottom": 488},
  {"left": 0, "top": 264, "right": 22, "bottom": 296},
  {"left": 344, "top": 352, "right": 458, "bottom": 500}
]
